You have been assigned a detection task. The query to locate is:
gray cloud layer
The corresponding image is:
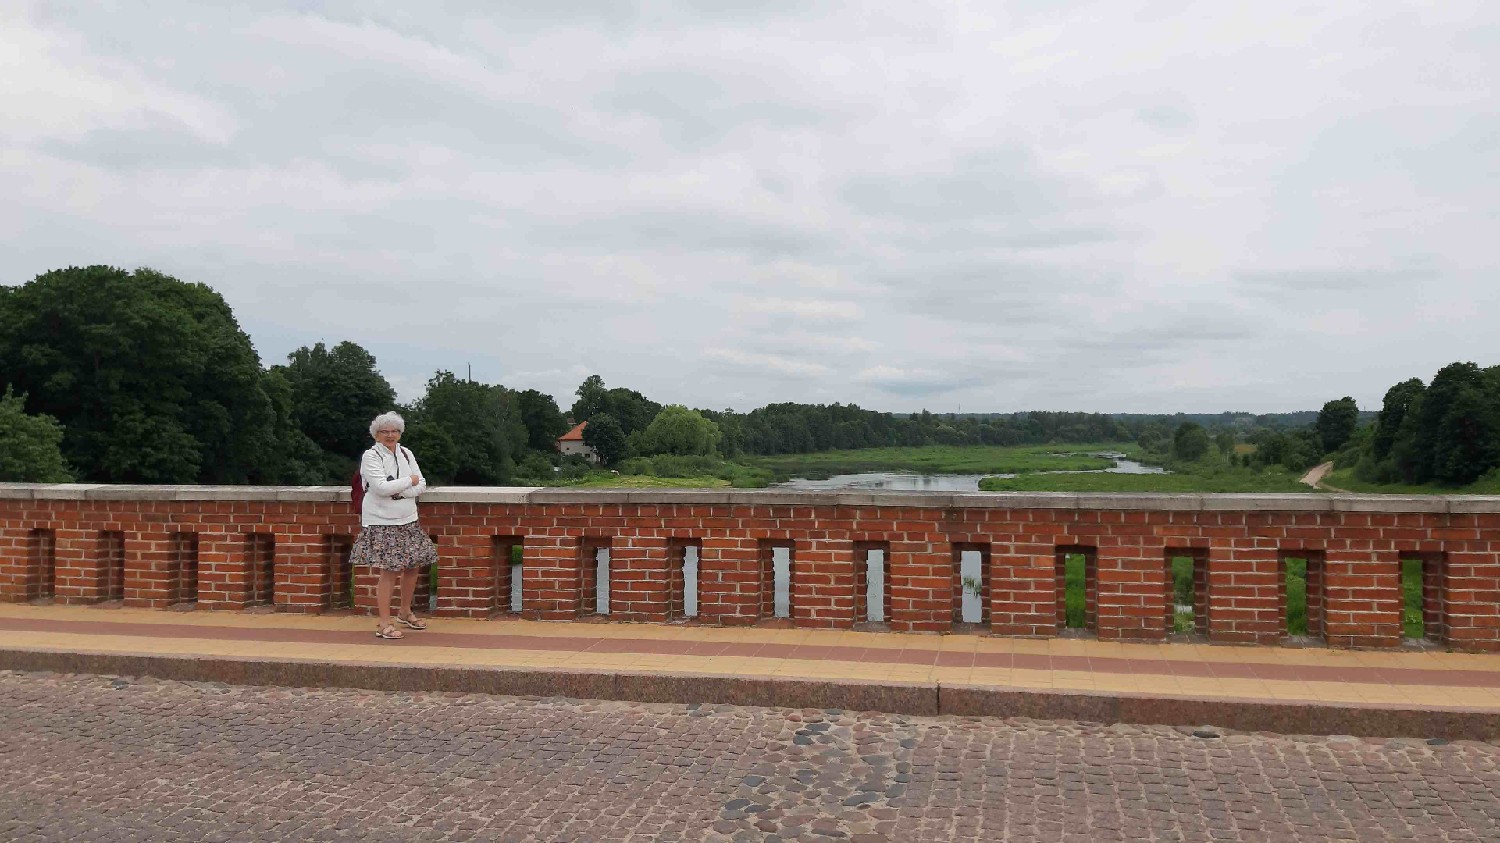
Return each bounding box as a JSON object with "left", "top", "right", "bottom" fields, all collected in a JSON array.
[{"left": 3, "top": 0, "right": 1497, "bottom": 413}]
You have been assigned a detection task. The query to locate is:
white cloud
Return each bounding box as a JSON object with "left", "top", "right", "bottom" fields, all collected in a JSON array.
[
  {"left": 3, "top": 0, "right": 1498, "bottom": 414},
  {"left": 735, "top": 298, "right": 862, "bottom": 323},
  {"left": 0, "top": 5, "right": 237, "bottom": 143},
  {"left": 703, "top": 348, "right": 833, "bottom": 379}
]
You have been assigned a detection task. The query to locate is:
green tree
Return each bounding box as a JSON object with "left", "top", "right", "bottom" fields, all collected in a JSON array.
[
  {"left": 1280, "top": 429, "right": 1323, "bottom": 472},
  {"left": 1409, "top": 362, "right": 1500, "bottom": 485},
  {"left": 0, "top": 265, "right": 272, "bottom": 482},
  {"left": 273, "top": 341, "right": 395, "bottom": 461},
  {"left": 515, "top": 389, "right": 569, "bottom": 453},
  {"left": 702, "top": 408, "right": 744, "bottom": 457},
  {"left": 604, "top": 387, "right": 663, "bottom": 437},
  {"left": 1371, "top": 377, "right": 1425, "bottom": 466},
  {"left": 565, "top": 375, "right": 661, "bottom": 438},
  {"left": 1214, "top": 430, "right": 1236, "bottom": 455},
  {"left": 582, "top": 412, "right": 628, "bottom": 466},
  {"left": 570, "top": 374, "right": 608, "bottom": 422},
  {"left": 1316, "top": 396, "right": 1359, "bottom": 454},
  {"left": 634, "top": 405, "right": 721, "bottom": 457},
  {"left": 253, "top": 369, "right": 335, "bottom": 484},
  {"left": 400, "top": 371, "right": 528, "bottom": 485},
  {"left": 0, "top": 387, "right": 73, "bottom": 482},
  {"left": 1171, "top": 422, "right": 1210, "bottom": 461}
]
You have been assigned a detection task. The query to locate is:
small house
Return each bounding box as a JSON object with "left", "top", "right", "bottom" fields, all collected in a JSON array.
[{"left": 556, "top": 421, "right": 599, "bottom": 463}]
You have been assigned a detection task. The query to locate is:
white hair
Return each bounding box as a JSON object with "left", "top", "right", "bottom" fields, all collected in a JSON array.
[{"left": 369, "top": 411, "right": 406, "bottom": 439}]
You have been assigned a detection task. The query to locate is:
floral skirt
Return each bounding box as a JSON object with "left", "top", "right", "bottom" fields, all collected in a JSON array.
[{"left": 350, "top": 522, "right": 437, "bottom": 572}]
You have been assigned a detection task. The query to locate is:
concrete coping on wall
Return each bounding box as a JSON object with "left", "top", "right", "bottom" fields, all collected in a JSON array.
[{"left": 4, "top": 482, "right": 1500, "bottom": 513}]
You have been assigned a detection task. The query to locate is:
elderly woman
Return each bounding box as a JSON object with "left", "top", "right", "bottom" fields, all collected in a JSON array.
[{"left": 350, "top": 411, "right": 437, "bottom": 640}]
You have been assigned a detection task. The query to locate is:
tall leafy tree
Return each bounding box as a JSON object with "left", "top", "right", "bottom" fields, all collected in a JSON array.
[
  {"left": 0, "top": 265, "right": 272, "bottom": 482},
  {"left": 400, "top": 371, "right": 528, "bottom": 485},
  {"left": 634, "top": 405, "right": 721, "bottom": 457},
  {"left": 1171, "top": 422, "right": 1210, "bottom": 461},
  {"left": 604, "top": 386, "right": 662, "bottom": 437},
  {"left": 701, "top": 408, "right": 744, "bottom": 457},
  {"left": 581, "top": 412, "right": 628, "bottom": 466},
  {"left": 515, "top": 389, "right": 569, "bottom": 453},
  {"left": 566, "top": 375, "right": 660, "bottom": 437},
  {"left": 1372, "top": 378, "right": 1425, "bottom": 461},
  {"left": 1315, "top": 397, "right": 1359, "bottom": 453},
  {"left": 253, "top": 369, "right": 336, "bottom": 484},
  {"left": 0, "top": 387, "right": 73, "bottom": 482},
  {"left": 1410, "top": 362, "right": 1500, "bottom": 484},
  {"left": 570, "top": 375, "right": 608, "bottom": 422},
  {"left": 273, "top": 341, "right": 396, "bottom": 461},
  {"left": 1214, "top": 431, "right": 1236, "bottom": 455}
]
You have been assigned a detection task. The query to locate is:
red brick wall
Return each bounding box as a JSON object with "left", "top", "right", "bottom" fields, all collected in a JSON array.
[{"left": 2, "top": 487, "right": 1498, "bottom": 651}]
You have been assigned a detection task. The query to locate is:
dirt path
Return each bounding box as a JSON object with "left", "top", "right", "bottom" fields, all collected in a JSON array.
[{"left": 1300, "top": 461, "right": 1352, "bottom": 492}]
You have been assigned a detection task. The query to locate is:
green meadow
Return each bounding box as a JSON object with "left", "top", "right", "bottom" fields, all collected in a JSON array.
[
  {"left": 978, "top": 466, "right": 1311, "bottom": 493},
  {"left": 744, "top": 443, "right": 1128, "bottom": 479}
]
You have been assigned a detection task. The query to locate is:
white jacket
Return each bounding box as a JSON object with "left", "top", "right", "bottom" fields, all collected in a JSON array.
[{"left": 360, "top": 442, "right": 428, "bottom": 526}]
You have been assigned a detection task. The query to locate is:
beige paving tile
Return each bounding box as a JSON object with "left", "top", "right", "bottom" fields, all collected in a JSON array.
[
  {"left": 1006, "top": 668, "right": 1060, "bottom": 689},
  {"left": 937, "top": 636, "right": 979, "bottom": 652},
  {"left": 10, "top": 603, "right": 1500, "bottom": 713},
  {"left": 965, "top": 667, "right": 1015, "bottom": 687},
  {"left": 975, "top": 638, "right": 1053, "bottom": 656},
  {"left": 1131, "top": 675, "right": 1184, "bottom": 695}
]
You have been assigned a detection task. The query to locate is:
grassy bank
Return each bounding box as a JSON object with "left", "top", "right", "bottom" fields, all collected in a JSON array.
[
  {"left": 745, "top": 443, "right": 1133, "bottom": 479},
  {"left": 544, "top": 445, "right": 1494, "bottom": 495},
  {"left": 543, "top": 443, "right": 1138, "bottom": 489},
  {"left": 1323, "top": 467, "right": 1500, "bottom": 495},
  {"left": 563, "top": 474, "right": 732, "bottom": 489},
  {"left": 979, "top": 465, "right": 1310, "bottom": 493},
  {"left": 543, "top": 453, "right": 771, "bottom": 489}
]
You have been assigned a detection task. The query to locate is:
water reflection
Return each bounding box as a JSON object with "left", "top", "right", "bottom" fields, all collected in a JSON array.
[
  {"left": 778, "top": 472, "right": 988, "bottom": 492},
  {"left": 774, "top": 452, "right": 1166, "bottom": 492}
]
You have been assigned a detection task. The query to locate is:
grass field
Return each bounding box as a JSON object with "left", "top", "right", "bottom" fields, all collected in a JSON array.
[
  {"left": 1285, "top": 557, "right": 1308, "bottom": 636},
  {"left": 1062, "top": 552, "right": 1086, "bottom": 629},
  {"left": 562, "top": 474, "right": 732, "bottom": 489},
  {"left": 745, "top": 443, "right": 1130, "bottom": 478},
  {"left": 1323, "top": 467, "right": 1500, "bottom": 495},
  {"left": 548, "top": 445, "right": 1487, "bottom": 496},
  {"left": 979, "top": 468, "right": 1310, "bottom": 493},
  {"left": 1401, "top": 558, "right": 1423, "bottom": 639},
  {"left": 1281, "top": 556, "right": 1424, "bottom": 639},
  {"left": 1171, "top": 555, "right": 1195, "bottom": 633}
]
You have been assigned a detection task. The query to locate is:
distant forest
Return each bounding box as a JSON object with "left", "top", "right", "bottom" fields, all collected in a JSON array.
[{"left": 2, "top": 266, "right": 1496, "bottom": 489}]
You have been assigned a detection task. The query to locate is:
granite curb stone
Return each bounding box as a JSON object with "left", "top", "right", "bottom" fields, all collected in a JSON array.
[{"left": 3, "top": 646, "right": 1495, "bottom": 740}]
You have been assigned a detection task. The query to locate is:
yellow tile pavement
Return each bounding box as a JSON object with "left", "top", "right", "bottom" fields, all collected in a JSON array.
[{"left": 3, "top": 602, "right": 1500, "bottom": 712}]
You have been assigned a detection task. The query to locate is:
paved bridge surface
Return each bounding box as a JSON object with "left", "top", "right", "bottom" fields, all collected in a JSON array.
[
  {"left": 3, "top": 670, "right": 1498, "bottom": 843},
  {"left": 3, "top": 604, "right": 1500, "bottom": 739},
  {"left": 2, "top": 602, "right": 1500, "bottom": 840}
]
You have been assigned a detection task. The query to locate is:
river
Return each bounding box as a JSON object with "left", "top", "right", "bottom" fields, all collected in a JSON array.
[{"left": 772, "top": 452, "right": 1166, "bottom": 492}]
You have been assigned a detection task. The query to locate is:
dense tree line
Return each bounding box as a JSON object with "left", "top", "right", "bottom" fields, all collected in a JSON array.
[
  {"left": 9, "top": 267, "right": 1495, "bottom": 488},
  {"left": 695, "top": 405, "right": 1131, "bottom": 456},
  {"left": 1, "top": 267, "right": 281, "bottom": 483},
  {"left": 0, "top": 265, "right": 1259, "bottom": 483},
  {"left": 1356, "top": 363, "right": 1500, "bottom": 485},
  {"left": 0, "top": 266, "right": 569, "bottom": 485},
  {"left": 0, "top": 387, "right": 71, "bottom": 482},
  {"left": 1140, "top": 365, "right": 1500, "bottom": 489}
]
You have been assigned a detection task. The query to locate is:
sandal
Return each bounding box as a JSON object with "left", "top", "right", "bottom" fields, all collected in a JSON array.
[
  {"left": 397, "top": 614, "right": 427, "bottom": 631},
  {"left": 375, "top": 623, "right": 404, "bottom": 640}
]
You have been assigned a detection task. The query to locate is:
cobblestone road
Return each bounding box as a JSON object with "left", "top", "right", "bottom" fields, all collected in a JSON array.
[{"left": 3, "top": 671, "right": 1499, "bottom": 842}]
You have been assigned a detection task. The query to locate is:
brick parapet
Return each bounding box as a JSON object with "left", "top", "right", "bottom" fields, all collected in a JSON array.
[{"left": 1, "top": 485, "right": 1497, "bottom": 650}]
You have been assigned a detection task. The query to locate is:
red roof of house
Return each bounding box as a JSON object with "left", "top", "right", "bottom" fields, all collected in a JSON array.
[{"left": 558, "top": 421, "right": 587, "bottom": 442}]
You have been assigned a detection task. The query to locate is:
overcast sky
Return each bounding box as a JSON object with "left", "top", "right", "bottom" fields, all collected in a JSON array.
[{"left": 3, "top": 1, "right": 1496, "bottom": 414}]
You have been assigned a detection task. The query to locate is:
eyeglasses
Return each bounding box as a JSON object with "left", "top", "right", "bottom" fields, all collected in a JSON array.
[{"left": 377, "top": 429, "right": 401, "bottom": 435}]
